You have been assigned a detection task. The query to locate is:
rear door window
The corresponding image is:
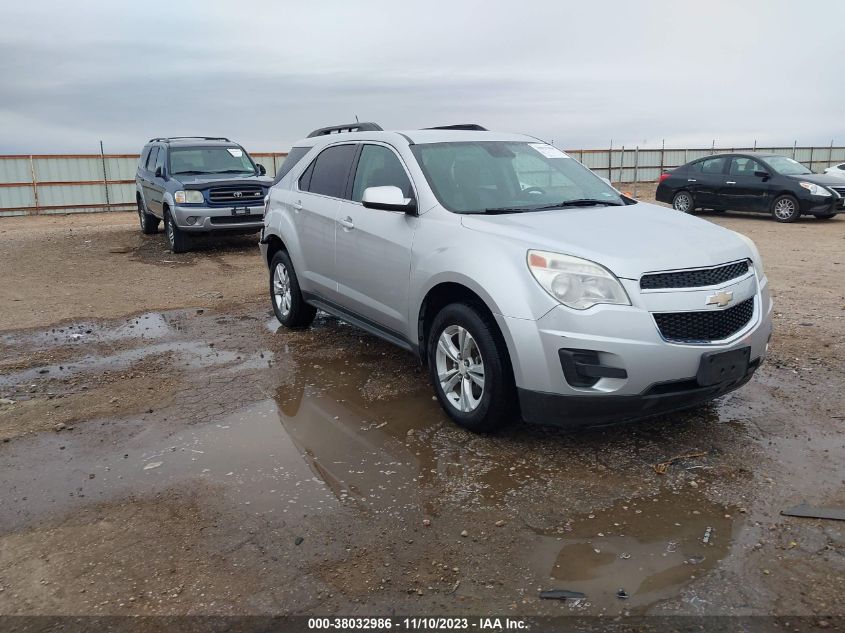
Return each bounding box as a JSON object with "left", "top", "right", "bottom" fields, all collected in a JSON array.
[
  {"left": 304, "top": 144, "right": 357, "bottom": 199},
  {"left": 691, "top": 157, "right": 727, "bottom": 174}
]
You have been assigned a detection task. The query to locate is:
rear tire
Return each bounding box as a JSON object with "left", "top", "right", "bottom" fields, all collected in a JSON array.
[
  {"left": 427, "top": 302, "right": 515, "bottom": 433},
  {"left": 771, "top": 194, "right": 801, "bottom": 223},
  {"left": 814, "top": 212, "right": 838, "bottom": 220},
  {"left": 270, "top": 250, "right": 316, "bottom": 328},
  {"left": 137, "top": 197, "right": 159, "bottom": 234},
  {"left": 672, "top": 191, "right": 694, "bottom": 213},
  {"left": 164, "top": 208, "right": 190, "bottom": 253}
]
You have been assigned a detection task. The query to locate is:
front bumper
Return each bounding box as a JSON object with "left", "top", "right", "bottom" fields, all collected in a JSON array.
[
  {"left": 172, "top": 204, "right": 264, "bottom": 232},
  {"left": 519, "top": 358, "right": 759, "bottom": 427},
  {"left": 496, "top": 272, "right": 773, "bottom": 427},
  {"left": 799, "top": 194, "right": 844, "bottom": 214}
]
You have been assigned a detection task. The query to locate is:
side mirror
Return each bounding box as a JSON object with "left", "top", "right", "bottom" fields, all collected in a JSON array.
[
  {"left": 155, "top": 166, "right": 164, "bottom": 178},
  {"left": 754, "top": 170, "right": 770, "bottom": 179},
  {"left": 361, "top": 186, "right": 416, "bottom": 214},
  {"left": 256, "top": 163, "right": 266, "bottom": 176}
]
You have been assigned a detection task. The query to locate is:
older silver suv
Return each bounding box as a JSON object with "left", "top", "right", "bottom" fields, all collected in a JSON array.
[{"left": 260, "top": 123, "right": 773, "bottom": 432}]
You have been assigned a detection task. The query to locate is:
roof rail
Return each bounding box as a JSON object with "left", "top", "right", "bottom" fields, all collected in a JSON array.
[
  {"left": 147, "top": 136, "right": 232, "bottom": 143},
  {"left": 307, "top": 123, "right": 383, "bottom": 138},
  {"left": 423, "top": 124, "right": 488, "bottom": 131}
]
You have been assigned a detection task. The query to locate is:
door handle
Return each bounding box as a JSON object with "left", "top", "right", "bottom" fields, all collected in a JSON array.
[
  {"left": 725, "top": 181, "right": 736, "bottom": 184},
  {"left": 687, "top": 179, "right": 697, "bottom": 182},
  {"left": 339, "top": 216, "right": 355, "bottom": 230},
  {"left": 293, "top": 200, "right": 303, "bottom": 212}
]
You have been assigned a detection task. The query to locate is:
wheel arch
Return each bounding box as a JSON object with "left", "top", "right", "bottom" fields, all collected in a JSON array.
[{"left": 417, "top": 281, "right": 509, "bottom": 367}]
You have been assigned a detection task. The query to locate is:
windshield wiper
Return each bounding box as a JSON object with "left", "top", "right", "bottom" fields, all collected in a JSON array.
[
  {"left": 480, "top": 206, "right": 534, "bottom": 214},
  {"left": 172, "top": 170, "right": 207, "bottom": 175},
  {"left": 210, "top": 169, "right": 253, "bottom": 174},
  {"left": 535, "top": 199, "right": 623, "bottom": 209}
]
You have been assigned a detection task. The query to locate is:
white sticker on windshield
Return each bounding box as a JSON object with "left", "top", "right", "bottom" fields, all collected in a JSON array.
[
  {"left": 227, "top": 148, "right": 243, "bottom": 158},
  {"left": 529, "top": 143, "right": 569, "bottom": 159}
]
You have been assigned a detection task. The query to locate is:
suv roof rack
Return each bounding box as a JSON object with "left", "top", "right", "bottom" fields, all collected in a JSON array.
[
  {"left": 148, "top": 136, "right": 232, "bottom": 143},
  {"left": 307, "top": 123, "right": 383, "bottom": 138},
  {"left": 423, "top": 124, "right": 488, "bottom": 131}
]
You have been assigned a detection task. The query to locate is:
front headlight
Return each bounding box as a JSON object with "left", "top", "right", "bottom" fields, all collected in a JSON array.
[
  {"left": 736, "top": 234, "right": 765, "bottom": 280},
  {"left": 174, "top": 190, "right": 204, "bottom": 204},
  {"left": 799, "top": 182, "right": 831, "bottom": 197},
  {"left": 527, "top": 250, "right": 630, "bottom": 310}
]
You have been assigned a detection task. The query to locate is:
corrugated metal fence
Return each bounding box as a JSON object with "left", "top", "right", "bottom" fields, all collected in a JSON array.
[
  {"left": 2, "top": 145, "right": 844, "bottom": 216},
  {"left": 0, "top": 152, "right": 287, "bottom": 217}
]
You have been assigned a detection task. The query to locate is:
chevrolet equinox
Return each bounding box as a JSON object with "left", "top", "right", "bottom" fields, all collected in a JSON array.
[{"left": 260, "top": 123, "right": 773, "bottom": 432}]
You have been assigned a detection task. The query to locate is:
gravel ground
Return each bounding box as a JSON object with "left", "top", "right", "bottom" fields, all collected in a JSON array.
[{"left": 0, "top": 198, "right": 843, "bottom": 623}]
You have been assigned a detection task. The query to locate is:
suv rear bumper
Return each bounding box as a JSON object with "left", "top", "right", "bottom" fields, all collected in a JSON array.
[{"left": 173, "top": 204, "right": 264, "bottom": 232}]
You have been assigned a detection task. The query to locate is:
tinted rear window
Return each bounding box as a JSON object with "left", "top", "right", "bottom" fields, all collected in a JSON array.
[
  {"left": 273, "top": 146, "right": 311, "bottom": 185},
  {"left": 305, "top": 144, "right": 357, "bottom": 198}
]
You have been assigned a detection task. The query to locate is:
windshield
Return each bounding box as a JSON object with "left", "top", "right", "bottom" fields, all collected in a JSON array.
[
  {"left": 169, "top": 147, "right": 256, "bottom": 175},
  {"left": 765, "top": 155, "right": 812, "bottom": 176},
  {"left": 410, "top": 141, "right": 622, "bottom": 213}
]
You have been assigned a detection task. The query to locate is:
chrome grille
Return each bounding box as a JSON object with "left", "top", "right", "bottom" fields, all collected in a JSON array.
[
  {"left": 641, "top": 261, "right": 749, "bottom": 290},
  {"left": 207, "top": 185, "right": 264, "bottom": 205},
  {"left": 654, "top": 298, "right": 755, "bottom": 343}
]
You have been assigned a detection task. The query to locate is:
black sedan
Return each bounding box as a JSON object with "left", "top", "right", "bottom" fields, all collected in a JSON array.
[{"left": 655, "top": 153, "right": 844, "bottom": 222}]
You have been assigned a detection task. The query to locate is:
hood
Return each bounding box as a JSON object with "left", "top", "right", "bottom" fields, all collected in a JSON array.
[
  {"left": 784, "top": 173, "right": 844, "bottom": 187},
  {"left": 460, "top": 202, "right": 752, "bottom": 280},
  {"left": 174, "top": 173, "right": 272, "bottom": 189}
]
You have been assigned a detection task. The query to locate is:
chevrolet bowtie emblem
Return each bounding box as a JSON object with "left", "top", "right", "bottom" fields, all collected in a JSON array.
[{"left": 706, "top": 290, "right": 734, "bottom": 307}]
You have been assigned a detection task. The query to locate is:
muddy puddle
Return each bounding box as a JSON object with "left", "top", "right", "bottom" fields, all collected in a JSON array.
[{"left": 528, "top": 490, "right": 736, "bottom": 612}]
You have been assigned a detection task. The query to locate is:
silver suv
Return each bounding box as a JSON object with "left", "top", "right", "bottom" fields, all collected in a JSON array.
[{"left": 260, "top": 123, "right": 773, "bottom": 432}]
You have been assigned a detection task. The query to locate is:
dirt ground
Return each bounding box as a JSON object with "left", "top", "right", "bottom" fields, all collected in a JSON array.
[{"left": 0, "top": 197, "right": 843, "bottom": 624}]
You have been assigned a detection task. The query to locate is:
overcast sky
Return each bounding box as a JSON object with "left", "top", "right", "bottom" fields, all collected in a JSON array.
[{"left": 2, "top": 0, "right": 843, "bottom": 153}]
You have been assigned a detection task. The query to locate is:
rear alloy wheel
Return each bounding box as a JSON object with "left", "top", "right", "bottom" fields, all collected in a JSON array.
[
  {"left": 137, "top": 198, "right": 159, "bottom": 234},
  {"left": 164, "top": 209, "right": 190, "bottom": 253},
  {"left": 269, "top": 250, "right": 316, "bottom": 328},
  {"left": 771, "top": 195, "right": 801, "bottom": 223},
  {"left": 427, "top": 302, "right": 515, "bottom": 433},
  {"left": 672, "top": 191, "right": 694, "bottom": 213}
]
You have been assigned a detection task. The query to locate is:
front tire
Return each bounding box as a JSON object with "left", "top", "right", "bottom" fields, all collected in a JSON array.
[
  {"left": 427, "top": 302, "right": 515, "bottom": 433},
  {"left": 137, "top": 198, "right": 159, "bottom": 234},
  {"left": 164, "top": 209, "right": 190, "bottom": 253},
  {"left": 672, "top": 191, "right": 694, "bottom": 213},
  {"left": 270, "top": 250, "right": 316, "bottom": 328},
  {"left": 771, "top": 194, "right": 801, "bottom": 223}
]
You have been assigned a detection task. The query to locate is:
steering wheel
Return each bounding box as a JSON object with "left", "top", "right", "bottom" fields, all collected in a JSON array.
[{"left": 522, "top": 186, "right": 546, "bottom": 195}]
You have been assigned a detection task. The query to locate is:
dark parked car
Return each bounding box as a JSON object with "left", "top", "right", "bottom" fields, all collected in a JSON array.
[
  {"left": 656, "top": 153, "right": 844, "bottom": 223},
  {"left": 135, "top": 137, "right": 272, "bottom": 252}
]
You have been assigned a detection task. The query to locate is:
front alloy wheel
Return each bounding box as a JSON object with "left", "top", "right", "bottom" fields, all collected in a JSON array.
[
  {"left": 427, "top": 302, "right": 515, "bottom": 433},
  {"left": 435, "top": 325, "right": 485, "bottom": 413},
  {"left": 771, "top": 195, "right": 800, "bottom": 223}
]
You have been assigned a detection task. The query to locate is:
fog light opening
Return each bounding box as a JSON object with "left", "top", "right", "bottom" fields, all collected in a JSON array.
[{"left": 185, "top": 216, "right": 198, "bottom": 225}]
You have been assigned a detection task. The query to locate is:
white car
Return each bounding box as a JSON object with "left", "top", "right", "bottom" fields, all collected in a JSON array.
[{"left": 823, "top": 163, "right": 845, "bottom": 178}]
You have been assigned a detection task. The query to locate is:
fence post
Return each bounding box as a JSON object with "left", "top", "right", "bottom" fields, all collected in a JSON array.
[
  {"left": 809, "top": 146, "right": 814, "bottom": 172},
  {"left": 711, "top": 140, "right": 715, "bottom": 155},
  {"left": 633, "top": 146, "right": 639, "bottom": 197},
  {"left": 608, "top": 140, "right": 612, "bottom": 182},
  {"left": 753, "top": 139, "right": 757, "bottom": 151},
  {"left": 659, "top": 139, "right": 665, "bottom": 175},
  {"left": 829, "top": 140, "right": 834, "bottom": 168},
  {"left": 29, "top": 155, "right": 39, "bottom": 216},
  {"left": 792, "top": 140, "right": 797, "bottom": 159},
  {"left": 99, "top": 140, "right": 110, "bottom": 210},
  {"left": 620, "top": 146, "right": 625, "bottom": 183}
]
